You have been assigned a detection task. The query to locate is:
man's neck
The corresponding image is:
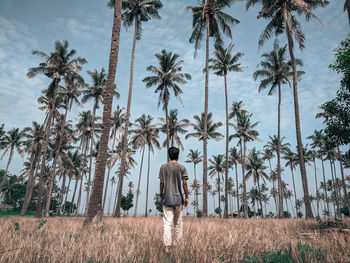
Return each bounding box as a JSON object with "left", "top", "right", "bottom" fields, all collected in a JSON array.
[{"left": 169, "top": 160, "right": 177, "bottom": 163}]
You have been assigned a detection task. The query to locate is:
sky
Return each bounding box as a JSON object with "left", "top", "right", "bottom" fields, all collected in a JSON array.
[{"left": 0, "top": 0, "right": 349, "bottom": 216}]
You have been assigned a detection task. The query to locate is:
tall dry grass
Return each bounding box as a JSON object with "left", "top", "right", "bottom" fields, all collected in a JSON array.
[{"left": 0, "top": 216, "right": 349, "bottom": 262}]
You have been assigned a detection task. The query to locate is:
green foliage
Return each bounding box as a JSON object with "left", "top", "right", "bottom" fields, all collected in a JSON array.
[
  {"left": 14, "top": 222, "right": 20, "bottom": 231},
  {"left": 239, "top": 242, "right": 327, "bottom": 263},
  {"left": 37, "top": 220, "right": 47, "bottom": 229},
  {"left": 316, "top": 217, "right": 345, "bottom": 229},
  {"left": 297, "top": 211, "right": 304, "bottom": 218},
  {"left": 283, "top": 211, "right": 291, "bottom": 218},
  {"left": 154, "top": 193, "right": 163, "bottom": 213},
  {"left": 196, "top": 209, "right": 203, "bottom": 218},
  {"left": 121, "top": 192, "right": 134, "bottom": 214},
  {"left": 0, "top": 209, "right": 35, "bottom": 217},
  {"left": 214, "top": 207, "right": 222, "bottom": 215},
  {"left": 265, "top": 212, "right": 275, "bottom": 218},
  {"left": 340, "top": 206, "right": 349, "bottom": 216}
]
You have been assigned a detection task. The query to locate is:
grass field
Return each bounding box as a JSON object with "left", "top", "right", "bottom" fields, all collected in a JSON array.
[{"left": 0, "top": 216, "right": 349, "bottom": 262}]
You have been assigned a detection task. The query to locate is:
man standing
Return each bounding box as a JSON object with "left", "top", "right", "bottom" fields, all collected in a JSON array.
[{"left": 159, "top": 147, "right": 189, "bottom": 255}]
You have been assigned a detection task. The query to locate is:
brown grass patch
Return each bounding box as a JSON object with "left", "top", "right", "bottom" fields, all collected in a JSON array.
[{"left": 0, "top": 216, "right": 349, "bottom": 262}]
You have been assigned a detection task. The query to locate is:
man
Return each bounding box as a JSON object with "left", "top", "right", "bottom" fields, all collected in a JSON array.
[{"left": 159, "top": 147, "right": 189, "bottom": 255}]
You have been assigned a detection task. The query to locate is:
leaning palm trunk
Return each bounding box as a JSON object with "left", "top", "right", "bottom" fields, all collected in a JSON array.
[
  {"left": 202, "top": 0, "right": 210, "bottom": 218},
  {"left": 234, "top": 162, "right": 239, "bottom": 213},
  {"left": 0, "top": 147, "right": 14, "bottom": 197},
  {"left": 337, "top": 147, "right": 350, "bottom": 210},
  {"left": 85, "top": 100, "right": 98, "bottom": 216},
  {"left": 165, "top": 104, "right": 170, "bottom": 162},
  {"left": 145, "top": 144, "right": 151, "bottom": 217},
  {"left": 223, "top": 74, "right": 229, "bottom": 218},
  {"left": 36, "top": 80, "right": 58, "bottom": 218},
  {"left": 257, "top": 179, "right": 263, "bottom": 217},
  {"left": 291, "top": 168, "right": 298, "bottom": 216},
  {"left": 20, "top": 151, "right": 40, "bottom": 216},
  {"left": 62, "top": 176, "right": 71, "bottom": 215},
  {"left": 285, "top": 10, "right": 313, "bottom": 219},
  {"left": 57, "top": 171, "right": 67, "bottom": 216},
  {"left": 134, "top": 146, "right": 145, "bottom": 217},
  {"left": 277, "top": 84, "right": 283, "bottom": 218},
  {"left": 76, "top": 139, "right": 89, "bottom": 216},
  {"left": 194, "top": 164, "right": 199, "bottom": 209},
  {"left": 45, "top": 104, "right": 69, "bottom": 217},
  {"left": 217, "top": 173, "right": 221, "bottom": 217},
  {"left": 321, "top": 158, "right": 330, "bottom": 215},
  {"left": 330, "top": 160, "right": 340, "bottom": 216},
  {"left": 103, "top": 130, "right": 117, "bottom": 210},
  {"left": 114, "top": 18, "right": 138, "bottom": 218},
  {"left": 313, "top": 158, "right": 320, "bottom": 217},
  {"left": 70, "top": 176, "right": 79, "bottom": 215},
  {"left": 84, "top": 0, "right": 123, "bottom": 224},
  {"left": 242, "top": 140, "right": 248, "bottom": 218}
]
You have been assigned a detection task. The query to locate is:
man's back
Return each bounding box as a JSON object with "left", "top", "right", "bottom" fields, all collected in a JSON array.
[{"left": 159, "top": 162, "right": 188, "bottom": 206}]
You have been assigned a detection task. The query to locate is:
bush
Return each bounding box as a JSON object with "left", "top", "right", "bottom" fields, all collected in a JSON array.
[
  {"left": 196, "top": 209, "right": 203, "bottom": 218},
  {"left": 0, "top": 209, "right": 35, "bottom": 217}
]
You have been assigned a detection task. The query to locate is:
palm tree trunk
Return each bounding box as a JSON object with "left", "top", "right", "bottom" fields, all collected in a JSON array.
[
  {"left": 329, "top": 159, "right": 339, "bottom": 216},
  {"left": 20, "top": 151, "right": 39, "bottom": 216},
  {"left": 84, "top": 0, "right": 123, "bottom": 224},
  {"left": 57, "top": 171, "right": 66, "bottom": 216},
  {"left": 108, "top": 183, "right": 114, "bottom": 215},
  {"left": 145, "top": 144, "right": 151, "bottom": 217},
  {"left": 165, "top": 104, "right": 170, "bottom": 161},
  {"left": 114, "top": 17, "right": 138, "bottom": 219},
  {"left": 45, "top": 105, "right": 69, "bottom": 217},
  {"left": 289, "top": 199, "right": 296, "bottom": 217},
  {"left": 217, "top": 173, "right": 221, "bottom": 217},
  {"left": 134, "top": 146, "right": 145, "bottom": 217},
  {"left": 285, "top": 10, "right": 313, "bottom": 219},
  {"left": 194, "top": 164, "right": 199, "bottom": 210},
  {"left": 277, "top": 83, "right": 283, "bottom": 218},
  {"left": 284, "top": 196, "right": 289, "bottom": 216},
  {"left": 103, "top": 131, "right": 117, "bottom": 211},
  {"left": 224, "top": 74, "right": 229, "bottom": 218},
  {"left": 291, "top": 168, "right": 298, "bottom": 216},
  {"left": 70, "top": 177, "right": 78, "bottom": 215},
  {"left": 242, "top": 140, "right": 248, "bottom": 218},
  {"left": 235, "top": 163, "right": 239, "bottom": 213},
  {"left": 321, "top": 158, "right": 330, "bottom": 215},
  {"left": 313, "top": 159, "right": 320, "bottom": 217},
  {"left": 62, "top": 176, "right": 71, "bottom": 215},
  {"left": 257, "top": 179, "right": 264, "bottom": 218},
  {"left": 76, "top": 139, "right": 89, "bottom": 217},
  {"left": 213, "top": 194, "right": 215, "bottom": 214},
  {"left": 338, "top": 147, "right": 350, "bottom": 210},
  {"left": 36, "top": 80, "right": 58, "bottom": 218},
  {"left": 85, "top": 99, "right": 98, "bottom": 216},
  {"left": 202, "top": 0, "right": 210, "bottom": 218}
]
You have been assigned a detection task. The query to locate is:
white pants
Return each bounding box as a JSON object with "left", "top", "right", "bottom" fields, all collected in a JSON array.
[{"left": 162, "top": 205, "right": 183, "bottom": 247}]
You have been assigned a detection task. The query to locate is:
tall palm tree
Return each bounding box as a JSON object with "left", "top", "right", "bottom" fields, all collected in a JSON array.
[
  {"left": 108, "top": 176, "right": 117, "bottom": 215},
  {"left": 82, "top": 68, "right": 119, "bottom": 215},
  {"left": 20, "top": 122, "right": 44, "bottom": 216},
  {"left": 102, "top": 106, "right": 125, "bottom": 210},
  {"left": 209, "top": 43, "right": 244, "bottom": 218},
  {"left": 229, "top": 146, "right": 241, "bottom": 214},
  {"left": 264, "top": 135, "right": 290, "bottom": 217},
  {"left": 110, "top": 0, "right": 163, "bottom": 219},
  {"left": 187, "top": 0, "right": 239, "bottom": 217},
  {"left": 159, "top": 109, "right": 189, "bottom": 151},
  {"left": 209, "top": 154, "right": 225, "bottom": 217},
  {"left": 345, "top": 0, "right": 350, "bottom": 25},
  {"left": 143, "top": 49, "right": 191, "bottom": 161},
  {"left": 245, "top": 148, "right": 269, "bottom": 217},
  {"left": 0, "top": 124, "right": 5, "bottom": 149},
  {"left": 0, "top": 128, "right": 26, "bottom": 194},
  {"left": 283, "top": 147, "right": 299, "bottom": 216},
  {"left": 230, "top": 111, "right": 259, "bottom": 218},
  {"left": 253, "top": 43, "right": 303, "bottom": 217},
  {"left": 185, "top": 149, "right": 203, "bottom": 210},
  {"left": 246, "top": 0, "right": 329, "bottom": 219},
  {"left": 130, "top": 114, "right": 160, "bottom": 217},
  {"left": 28, "top": 40, "right": 86, "bottom": 218},
  {"left": 185, "top": 112, "right": 223, "bottom": 141}
]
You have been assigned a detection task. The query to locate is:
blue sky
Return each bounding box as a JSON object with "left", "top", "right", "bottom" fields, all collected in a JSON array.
[{"left": 0, "top": 0, "right": 348, "bottom": 216}]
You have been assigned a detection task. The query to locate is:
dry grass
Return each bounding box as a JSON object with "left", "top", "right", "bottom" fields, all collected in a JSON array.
[{"left": 0, "top": 216, "right": 349, "bottom": 262}]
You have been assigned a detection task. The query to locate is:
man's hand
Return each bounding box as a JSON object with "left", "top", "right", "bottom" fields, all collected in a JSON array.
[{"left": 184, "top": 197, "right": 189, "bottom": 208}]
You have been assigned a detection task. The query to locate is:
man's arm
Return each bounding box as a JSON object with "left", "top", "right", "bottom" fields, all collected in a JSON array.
[
  {"left": 160, "top": 179, "right": 164, "bottom": 201},
  {"left": 182, "top": 178, "right": 189, "bottom": 208}
]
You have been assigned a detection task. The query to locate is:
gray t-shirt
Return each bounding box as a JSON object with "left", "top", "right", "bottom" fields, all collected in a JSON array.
[{"left": 159, "top": 162, "right": 189, "bottom": 206}]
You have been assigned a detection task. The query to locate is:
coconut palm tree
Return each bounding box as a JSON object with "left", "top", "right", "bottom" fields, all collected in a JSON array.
[
  {"left": 187, "top": 0, "right": 239, "bottom": 217},
  {"left": 102, "top": 106, "right": 125, "bottom": 210},
  {"left": 230, "top": 111, "right": 260, "bottom": 218},
  {"left": 0, "top": 124, "right": 5, "bottom": 149},
  {"left": 159, "top": 109, "right": 189, "bottom": 151},
  {"left": 28, "top": 40, "right": 86, "bottom": 218},
  {"left": 209, "top": 154, "right": 225, "bottom": 217},
  {"left": 130, "top": 114, "right": 160, "bottom": 217},
  {"left": 209, "top": 43, "right": 244, "bottom": 218},
  {"left": 0, "top": 128, "right": 27, "bottom": 195},
  {"left": 84, "top": 0, "right": 123, "bottom": 224},
  {"left": 20, "top": 122, "right": 45, "bottom": 216},
  {"left": 82, "top": 68, "right": 119, "bottom": 215},
  {"left": 185, "top": 149, "right": 202, "bottom": 208},
  {"left": 185, "top": 112, "right": 223, "bottom": 141},
  {"left": 229, "top": 146, "right": 241, "bottom": 214},
  {"left": 283, "top": 147, "right": 299, "bottom": 216},
  {"left": 264, "top": 135, "right": 290, "bottom": 217},
  {"left": 246, "top": 0, "right": 329, "bottom": 219},
  {"left": 345, "top": 0, "right": 350, "bottom": 25},
  {"left": 143, "top": 50, "right": 191, "bottom": 161},
  {"left": 108, "top": 176, "right": 117, "bottom": 215},
  {"left": 110, "top": 0, "right": 162, "bottom": 219},
  {"left": 245, "top": 148, "right": 269, "bottom": 217}
]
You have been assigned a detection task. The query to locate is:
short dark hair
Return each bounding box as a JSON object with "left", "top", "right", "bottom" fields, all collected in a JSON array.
[{"left": 168, "top": 147, "right": 179, "bottom": 161}]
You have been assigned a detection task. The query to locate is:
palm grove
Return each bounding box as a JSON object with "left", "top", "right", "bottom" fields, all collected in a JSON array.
[{"left": 0, "top": 0, "right": 349, "bottom": 222}]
